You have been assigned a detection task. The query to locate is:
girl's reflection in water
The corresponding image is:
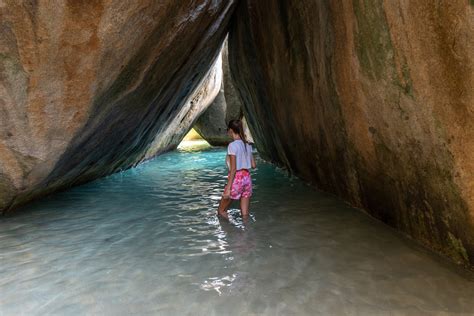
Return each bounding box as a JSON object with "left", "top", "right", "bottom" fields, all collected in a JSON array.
[{"left": 217, "top": 209, "right": 257, "bottom": 259}]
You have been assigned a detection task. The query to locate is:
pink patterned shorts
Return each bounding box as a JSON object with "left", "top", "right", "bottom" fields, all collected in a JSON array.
[{"left": 226, "top": 169, "right": 253, "bottom": 200}]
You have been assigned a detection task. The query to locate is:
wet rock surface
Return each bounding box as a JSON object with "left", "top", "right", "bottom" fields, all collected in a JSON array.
[
  {"left": 0, "top": 1, "right": 237, "bottom": 212},
  {"left": 229, "top": 0, "right": 474, "bottom": 267}
]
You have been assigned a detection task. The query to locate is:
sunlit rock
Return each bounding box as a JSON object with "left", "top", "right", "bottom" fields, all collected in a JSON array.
[{"left": 0, "top": 1, "right": 237, "bottom": 212}]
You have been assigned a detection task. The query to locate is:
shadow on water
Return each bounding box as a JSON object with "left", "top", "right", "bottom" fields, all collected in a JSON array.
[{"left": 1, "top": 145, "right": 474, "bottom": 315}]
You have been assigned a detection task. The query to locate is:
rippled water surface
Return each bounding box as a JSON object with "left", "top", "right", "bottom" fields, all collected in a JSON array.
[{"left": 2, "top": 147, "right": 474, "bottom": 315}]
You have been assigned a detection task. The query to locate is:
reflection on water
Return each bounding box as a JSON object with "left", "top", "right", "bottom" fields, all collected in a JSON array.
[{"left": 1, "top": 147, "right": 474, "bottom": 315}]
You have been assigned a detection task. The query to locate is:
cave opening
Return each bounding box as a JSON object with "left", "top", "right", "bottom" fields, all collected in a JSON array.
[{"left": 177, "top": 128, "right": 211, "bottom": 151}]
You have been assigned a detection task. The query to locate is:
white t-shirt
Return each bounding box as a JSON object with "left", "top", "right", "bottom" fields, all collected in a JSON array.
[{"left": 227, "top": 140, "right": 253, "bottom": 170}]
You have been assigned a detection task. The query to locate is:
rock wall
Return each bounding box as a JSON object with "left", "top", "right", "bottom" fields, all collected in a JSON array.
[
  {"left": 0, "top": 1, "right": 237, "bottom": 213},
  {"left": 229, "top": 0, "right": 474, "bottom": 267}
]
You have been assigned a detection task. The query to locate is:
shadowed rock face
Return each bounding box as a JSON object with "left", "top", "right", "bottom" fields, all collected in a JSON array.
[
  {"left": 229, "top": 0, "right": 474, "bottom": 267},
  {"left": 0, "top": 1, "right": 237, "bottom": 212}
]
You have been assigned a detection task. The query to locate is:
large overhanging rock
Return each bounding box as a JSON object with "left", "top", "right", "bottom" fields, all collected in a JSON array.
[
  {"left": 229, "top": 0, "right": 474, "bottom": 267},
  {"left": 0, "top": 1, "right": 237, "bottom": 213}
]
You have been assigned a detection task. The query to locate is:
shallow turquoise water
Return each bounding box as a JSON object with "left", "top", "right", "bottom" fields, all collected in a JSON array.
[{"left": 1, "top": 147, "right": 474, "bottom": 315}]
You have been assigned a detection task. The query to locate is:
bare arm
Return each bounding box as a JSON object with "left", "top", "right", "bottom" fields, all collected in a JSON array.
[
  {"left": 223, "top": 155, "right": 237, "bottom": 198},
  {"left": 251, "top": 154, "right": 256, "bottom": 169}
]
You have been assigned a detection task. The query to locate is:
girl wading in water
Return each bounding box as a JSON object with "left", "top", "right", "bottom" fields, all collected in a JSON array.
[{"left": 218, "top": 119, "right": 256, "bottom": 219}]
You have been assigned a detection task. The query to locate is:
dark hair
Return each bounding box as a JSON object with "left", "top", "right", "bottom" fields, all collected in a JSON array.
[{"left": 227, "top": 119, "right": 247, "bottom": 144}]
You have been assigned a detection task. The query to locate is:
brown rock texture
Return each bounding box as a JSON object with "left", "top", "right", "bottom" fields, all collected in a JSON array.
[
  {"left": 229, "top": 0, "right": 474, "bottom": 267},
  {"left": 0, "top": 0, "right": 236, "bottom": 213}
]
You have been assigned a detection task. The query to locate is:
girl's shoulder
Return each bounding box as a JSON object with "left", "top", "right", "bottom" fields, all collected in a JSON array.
[
  {"left": 229, "top": 140, "right": 243, "bottom": 147},
  {"left": 228, "top": 140, "right": 238, "bottom": 148},
  {"left": 228, "top": 140, "right": 240, "bottom": 155}
]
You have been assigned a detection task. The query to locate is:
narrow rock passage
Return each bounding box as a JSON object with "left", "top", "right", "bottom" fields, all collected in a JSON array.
[{"left": 1, "top": 147, "right": 473, "bottom": 315}]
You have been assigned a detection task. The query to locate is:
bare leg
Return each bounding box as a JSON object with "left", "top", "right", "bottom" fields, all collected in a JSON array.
[
  {"left": 217, "top": 197, "right": 232, "bottom": 219},
  {"left": 240, "top": 197, "right": 250, "bottom": 218}
]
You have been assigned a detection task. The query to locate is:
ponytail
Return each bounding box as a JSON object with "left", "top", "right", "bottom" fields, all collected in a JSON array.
[{"left": 237, "top": 120, "right": 247, "bottom": 144}]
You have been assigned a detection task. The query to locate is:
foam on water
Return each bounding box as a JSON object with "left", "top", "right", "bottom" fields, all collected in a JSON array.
[{"left": 1, "top": 147, "right": 474, "bottom": 315}]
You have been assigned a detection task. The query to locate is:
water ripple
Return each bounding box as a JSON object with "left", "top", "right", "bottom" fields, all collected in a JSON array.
[{"left": 1, "top": 147, "right": 474, "bottom": 315}]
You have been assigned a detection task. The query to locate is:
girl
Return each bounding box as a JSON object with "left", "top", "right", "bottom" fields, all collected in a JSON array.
[{"left": 217, "top": 119, "right": 256, "bottom": 218}]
